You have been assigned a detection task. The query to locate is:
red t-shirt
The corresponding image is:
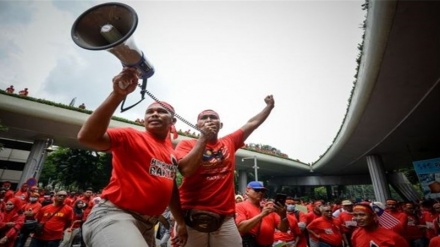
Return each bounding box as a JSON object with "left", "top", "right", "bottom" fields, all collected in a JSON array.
[
  {"left": 273, "top": 213, "right": 302, "bottom": 242},
  {"left": 102, "top": 128, "right": 178, "bottom": 216},
  {"left": 22, "top": 201, "right": 42, "bottom": 221},
  {"left": 351, "top": 226, "right": 410, "bottom": 247},
  {"left": 35, "top": 204, "right": 73, "bottom": 241},
  {"left": 176, "top": 130, "right": 244, "bottom": 215},
  {"left": 429, "top": 236, "right": 440, "bottom": 247},
  {"left": 404, "top": 213, "right": 425, "bottom": 240},
  {"left": 235, "top": 200, "right": 281, "bottom": 246},
  {"left": 307, "top": 216, "right": 343, "bottom": 246},
  {"left": 338, "top": 211, "right": 357, "bottom": 233}
]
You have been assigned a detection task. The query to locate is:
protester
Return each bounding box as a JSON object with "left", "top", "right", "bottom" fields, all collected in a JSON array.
[
  {"left": 235, "top": 181, "right": 288, "bottom": 247},
  {"left": 15, "top": 193, "right": 42, "bottom": 247},
  {"left": 351, "top": 203, "right": 409, "bottom": 247},
  {"left": 175, "top": 95, "right": 275, "bottom": 246},
  {"left": 335, "top": 200, "right": 356, "bottom": 247},
  {"left": 59, "top": 199, "right": 87, "bottom": 247},
  {"left": 74, "top": 188, "right": 94, "bottom": 220},
  {"left": 420, "top": 200, "right": 438, "bottom": 242},
  {"left": 2, "top": 182, "right": 15, "bottom": 203},
  {"left": 299, "top": 200, "right": 323, "bottom": 247},
  {"left": 29, "top": 190, "right": 73, "bottom": 247},
  {"left": 77, "top": 67, "right": 187, "bottom": 247},
  {"left": 18, "top": 88, "right": 28, "bottom": 97},
  {"left": 235, "top": 195, "right": 244, "bottom": 204},
  {"left": 5, "top": 86, "right": 14, "bottom": 94},
  {"left": 0, "top": 198, "right": 25, "bottom": 247},
  {"left": 285, "top": 197, "right": 307, "bottom": 247},
  {"left": 429, "top": 235, "right": 440, "bottom": 247},
  {"left": 14, "top": 184, "right": 29, "bottom": 202},
  {"left": 384, "top": 198, "right": 407, "bottom": 234},
  {"left": 272, "top": 200, "right": 303, "bottom": 247},
  {"left": 307, "top": 205, "right": 344, "bottom": 247},
  {"left": 402, "top": 201, "right": 428, "bottom": 247}
]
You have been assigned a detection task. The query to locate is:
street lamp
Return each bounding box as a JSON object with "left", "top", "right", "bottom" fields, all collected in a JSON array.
[{"left": 242, "top": 155, "right": 259, "bottom": 181}]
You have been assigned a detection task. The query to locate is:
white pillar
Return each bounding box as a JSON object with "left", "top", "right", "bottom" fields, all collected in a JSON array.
[
  {"left": 18, "top": 139, "right": 52, "bottom": 187},
  {"left": 366, "top": 154, "right": 390, "bottom": 202},
  {"left": 238, "top": 170, "right": 248, "bottom": 195}
]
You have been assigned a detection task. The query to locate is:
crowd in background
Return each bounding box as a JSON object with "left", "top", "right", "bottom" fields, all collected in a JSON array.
[
  {"left": 0, "top": 180, "right": 440, "bottom": 247},
  {"left": 0, "top": 182, "right": 99, "bottom": 247}
]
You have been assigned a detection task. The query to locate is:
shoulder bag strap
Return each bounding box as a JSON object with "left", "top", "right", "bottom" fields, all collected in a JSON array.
[{"left": 42, "top": 205, "right": 65, "bottom": 224}]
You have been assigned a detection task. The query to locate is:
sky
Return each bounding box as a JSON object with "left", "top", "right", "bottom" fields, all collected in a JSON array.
[{"left": 0, "top": 0, "right": 366, "bottom": 164}]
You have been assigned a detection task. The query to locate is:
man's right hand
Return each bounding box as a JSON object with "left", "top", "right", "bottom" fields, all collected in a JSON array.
[{"left": 112, "top": 67, "right": 139, "bottom": 96}]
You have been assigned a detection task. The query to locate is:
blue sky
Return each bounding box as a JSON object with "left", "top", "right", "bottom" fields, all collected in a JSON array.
[{"left": 0, "top": 0, "right": 366, "bottom": 163}]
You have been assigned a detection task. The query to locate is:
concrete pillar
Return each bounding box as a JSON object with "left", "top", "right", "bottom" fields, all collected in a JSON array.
[
  {"left": 18, "top": 139, "right": 52, "bottom": 187},
  {"left": 238, "top": 170, "right": 248, "bottom": 195},
  {"left": 366, "top": 155, "right": 390, "bottom": 203}
]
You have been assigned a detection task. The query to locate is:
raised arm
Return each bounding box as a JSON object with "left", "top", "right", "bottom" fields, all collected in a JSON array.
[
  {"left": 77, "top": 68, "right": 139, "bottom": 151},
  {"left": 240, "top": 95, "right": 275, "bottom": 142},
  {"left": 177, "top": 126, "right": 216, "bottom": 177}
]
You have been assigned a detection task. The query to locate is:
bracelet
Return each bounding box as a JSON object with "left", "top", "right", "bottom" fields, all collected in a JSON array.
[{"left": 281, "top": 217, "right": 288, "bottom": 222}]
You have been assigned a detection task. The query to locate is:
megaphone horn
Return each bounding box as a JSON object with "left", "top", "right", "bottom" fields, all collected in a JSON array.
[{"left": 71, "top": 2, "right": 154, "bottom": 112}]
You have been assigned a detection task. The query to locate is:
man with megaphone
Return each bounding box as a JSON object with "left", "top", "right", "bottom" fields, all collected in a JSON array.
[{"left": 77, "top": 67, "right": 187, "bottom": 247}]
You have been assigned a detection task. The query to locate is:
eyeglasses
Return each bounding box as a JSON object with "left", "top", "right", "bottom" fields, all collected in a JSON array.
[
  {"left": 56, "top": 194, "right": 67, "bottom": 197},
  {"left": 5, "top": 203, "right": 13, "bottom": 206},
  {"left": 324, "top": 210, "right": 332, "bottom": 212},
  {"left": 252, "top": 189, "right": 266, "bottom": 193}
]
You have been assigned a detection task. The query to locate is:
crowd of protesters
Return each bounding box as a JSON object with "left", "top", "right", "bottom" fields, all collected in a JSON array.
[
  {"left": 2, "top": 179, "right": 440, "bottom": 247},
  {"left": 0, "top": 181, "right": 101, "bottom": 247},
  {"left": 232, "top": 187, "right": 440, "bottom": 247}
]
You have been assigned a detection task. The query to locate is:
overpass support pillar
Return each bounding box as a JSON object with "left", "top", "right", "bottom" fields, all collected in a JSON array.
[
  {"left": 366, "top": 155, "right": 390, "bottom": 203},
  {"left": 18, "top": 139, "right": 52, "bottom": 187},
  {"left": 238, "top": 170, "right": 248, "bottom": 195}
]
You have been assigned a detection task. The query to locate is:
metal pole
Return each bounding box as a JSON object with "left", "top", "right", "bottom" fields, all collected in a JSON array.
[{"left": 253, "top": 156, "right": 258, "bottom": 181}]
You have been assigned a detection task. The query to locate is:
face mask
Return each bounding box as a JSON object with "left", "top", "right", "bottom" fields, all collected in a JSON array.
[
  {"left": 287, "top": 205, "right": 296, "bottom": 212},
  {"left": 29, "top": 197, "right": 38, "bottom": 202}
]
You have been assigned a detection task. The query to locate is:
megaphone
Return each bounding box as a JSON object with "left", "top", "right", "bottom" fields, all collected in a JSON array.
[{"left": 71, "top": 2, "right": 153, "bottom": 112}]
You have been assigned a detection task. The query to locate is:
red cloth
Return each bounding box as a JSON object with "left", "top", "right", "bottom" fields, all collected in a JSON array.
[
  {"left": 338, "top": 211, "right": 357, "bottom": 234},
  {"left": 273, "top": 213, "right": 304, "bottom": 245},
  {"left": 176, "top": 130, "right": 244, "bottom": 215},
  {"left": 421, "top": 209, "right": 438, "bottom": 239},
  {"left": 21, "top": 201, "right": 42, "bottom": 221},
  {"left": 300, "top": 211, "right": 320, "bottom": 226},
  {"left": 351, "top": 226, "right": 409, "bottom": 247},
  {"left": 307, "top": 216, "right": 343, "bottom": 246},
  {"left": 404, "top": 213, "right": 425, "bottom": 240},
  {"left": 429, "top": 236, "right": 440, "bottom": 247},
  {"left": 34, "top": 204, "right": 73, "bottom": 241},
  {"left": 0, "top": 198, "right": 25, "bottom": 247},
  {"left": 235, "top": 200, "right": 281, "bottom": 246},
  {"left": 101, "top": 128, "right": 177, "bottom": 216}
]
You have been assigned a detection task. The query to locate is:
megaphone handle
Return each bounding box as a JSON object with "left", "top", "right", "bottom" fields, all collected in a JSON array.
[{"left": 120, "top": 77, "right": 147, "bottom": 112}]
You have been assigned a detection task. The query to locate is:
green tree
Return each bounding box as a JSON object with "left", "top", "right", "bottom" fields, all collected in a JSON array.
[{"left": 41, "top": 148, "right": 112, "bottom": 191}]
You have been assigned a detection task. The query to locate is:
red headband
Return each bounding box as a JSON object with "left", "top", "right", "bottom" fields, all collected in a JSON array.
[
  {"left": 147, "top": 101, "right": 178, "bottom": 139},
  {"left": 197, "top": 110, "right": 219, "bottom": 120},
  {"left": 148, "top": 101, "right": 175, "bottom": 115},
  {"left": 353, "top": 204, "right": 374, "bottom": 214}
]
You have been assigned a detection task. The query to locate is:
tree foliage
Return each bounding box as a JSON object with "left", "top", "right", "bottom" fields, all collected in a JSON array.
[{"left": 40, "top": 147, "right": 112, "bottom": 191}]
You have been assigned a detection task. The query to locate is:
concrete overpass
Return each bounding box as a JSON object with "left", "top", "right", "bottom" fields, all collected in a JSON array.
[{"left": 1, "top": 0, "right": 439, "bottom": 201}]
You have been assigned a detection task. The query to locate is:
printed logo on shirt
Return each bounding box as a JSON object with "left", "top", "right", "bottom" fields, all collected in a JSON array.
[
  {"left": 149, "top": 158, "right": 178, "bottom": 180},
  {"left": 199, "top": 145, "right": 232, "bottom": 180},
  {"left": 201, "top": 144, "right": 228, "bottom": 167}
]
